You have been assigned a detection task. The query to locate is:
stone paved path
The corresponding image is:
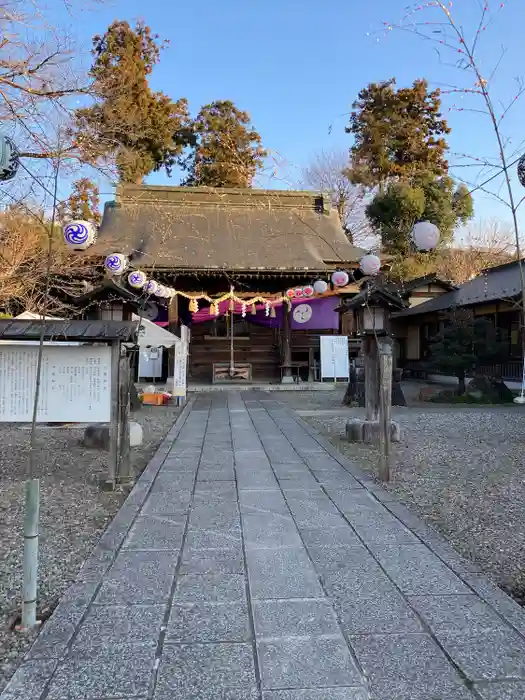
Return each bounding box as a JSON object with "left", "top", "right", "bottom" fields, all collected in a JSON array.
[{"left": 4, "top": 391, "right": 525, "bottom": 700}]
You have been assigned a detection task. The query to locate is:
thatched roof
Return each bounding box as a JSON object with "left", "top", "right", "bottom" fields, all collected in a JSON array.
[{"left": 91, "top": 185, "right": 366, "bottom": 273}]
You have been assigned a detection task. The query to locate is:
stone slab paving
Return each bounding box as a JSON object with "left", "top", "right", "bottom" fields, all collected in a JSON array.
[{"left": 4, "top": 391, "right": 525, "bottom": 700}]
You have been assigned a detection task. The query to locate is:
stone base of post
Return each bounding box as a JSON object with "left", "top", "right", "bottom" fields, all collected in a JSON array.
[
  {"left": 345, "top": 418, "right": 401, "bottom": 444},
  {"left": 281, "top": 375, "right": 295, "bottom": 385}
]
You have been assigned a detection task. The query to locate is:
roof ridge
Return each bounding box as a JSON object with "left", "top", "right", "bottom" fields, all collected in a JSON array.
[{"left": 116, "top": 185, "right": 328, "bottom": 211}]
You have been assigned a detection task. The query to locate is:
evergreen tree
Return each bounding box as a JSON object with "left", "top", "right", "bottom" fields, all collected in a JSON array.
[
  {"left": 75, "top": 20, "right": 192, "bottom": 183},
  {"left": 366, "top": 175, "right": 473, "bottom": 254},
  {"left": 182, "top": 100, "right": 266, "bottom": 188},
  {"left": 429, "top": 309, "right": 505, "bottom": 395},
  {"left": 346, "top": 78, "right": 450, "bottom": 190},
  {"left": 58, "top": 178, "right": 101, "bottom": 224}
]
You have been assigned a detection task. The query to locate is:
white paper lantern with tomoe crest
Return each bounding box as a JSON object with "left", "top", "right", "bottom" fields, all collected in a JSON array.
[
  {"left": 104, "top": 253, "right": 128, "bottom": 275},
  {"left": 0, "top": 135, "right": 20, "bottom": 182},
  {"left": 411, "top": 221, "right": 440, "bottom": 252},
  {"left": 157, "top": 285, "right": 170, "bottom": 298},
  {"left": 63, "top": 220, "right": 97, "bottom": 251},
  {"left": 145, "top": 280, "right": 159, "bottom": 296},
  {"left": 359, "top": 254, "right": 381, "bottom": 277},
  {"left": 128, "top": 270, "right": 147, "bottom": 289},
  {"left": 518, "top": 154, "right": 525, "bottom": 188}
]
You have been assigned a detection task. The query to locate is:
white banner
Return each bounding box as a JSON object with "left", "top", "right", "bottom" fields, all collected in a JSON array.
[
  {"left": 320, "top": 335, "right": 350, "bottom": 380},
  {"left": 0, "top": 344, "right": 111, "bottom": 423}
]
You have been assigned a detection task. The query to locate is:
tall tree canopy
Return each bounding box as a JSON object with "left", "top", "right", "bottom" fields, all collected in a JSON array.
[
  {"left": 366, "top": 175, "right": 473, "bottom": 254},
  {"left": 75, "top": 20, "right": 192, "bottom": 183},
  {"left": 346, "top": 78, "right": 450, "bottom": 190},
  {"left": 58, "top": 179, "right": 101, "bottom": 225},
  {"left": 181, "top": 100, "right": 266, "bottom": 188},
  {"left": 346, "top": 77, "right": 473, "bottom": 253}
]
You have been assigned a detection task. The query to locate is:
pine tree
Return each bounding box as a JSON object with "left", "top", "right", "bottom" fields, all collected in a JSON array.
[
  {"left": 347, "top": 78, "right": 451, "bottom": 190},
  {"left": 182, "top": 100, "right": 266, "bottom": 188},
  {"left": 429, "top": 309, "right": 505, "bottom": 395},
  {"left": 75, "top": 20, "right": 192, "bottom": 183}
]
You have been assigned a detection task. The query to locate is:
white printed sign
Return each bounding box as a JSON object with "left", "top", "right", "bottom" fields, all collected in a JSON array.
[
  {"left": 320, "top": 335, "right": 350, "bottom": 380},
  {"left": 0, "top": 344, "right": 111, "bottom": 423},
  {"left": 173, "top": 338, "right": 188, "bottom": 398}
]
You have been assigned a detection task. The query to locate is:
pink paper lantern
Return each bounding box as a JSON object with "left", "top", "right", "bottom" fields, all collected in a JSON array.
[{"left": 331, "top": 270, "right": 350, "bottom": 287}]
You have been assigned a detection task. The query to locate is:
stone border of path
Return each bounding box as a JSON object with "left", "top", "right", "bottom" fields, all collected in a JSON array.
[
  {"left": 3, "top": 391, "right": 525, "bottom": 699},
  {"left": 0, "top": 398, "right": 197, "bottom": 700},
  {"left": 290, "top": 409, "right": 525, "bottom": 638}
]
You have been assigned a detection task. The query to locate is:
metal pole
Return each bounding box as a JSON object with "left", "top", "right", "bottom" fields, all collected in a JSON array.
[{"left": 21, "top": 478, "right": 40, "bottom": 628}]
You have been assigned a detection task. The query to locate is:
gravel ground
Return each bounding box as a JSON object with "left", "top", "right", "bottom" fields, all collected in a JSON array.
[
  {"left": 278, "top": 387, "right": 525, "bottom": 599},
  {"left": 0, "top": 403, "right": 180, "bottom": 693}
]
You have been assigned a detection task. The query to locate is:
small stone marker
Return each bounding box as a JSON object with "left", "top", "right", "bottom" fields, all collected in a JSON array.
[{"left": 83, "top": 421, "right": 143, "bottom": 450}]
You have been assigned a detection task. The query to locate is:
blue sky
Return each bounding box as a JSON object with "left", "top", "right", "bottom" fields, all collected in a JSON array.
[{"left": 55, "top": 0, "right": 524, "bottom": 227}]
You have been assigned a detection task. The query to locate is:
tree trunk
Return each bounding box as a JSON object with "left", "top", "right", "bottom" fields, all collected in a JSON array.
[{"left": 457, "top": 370, "right": 466, "bottom": 396}]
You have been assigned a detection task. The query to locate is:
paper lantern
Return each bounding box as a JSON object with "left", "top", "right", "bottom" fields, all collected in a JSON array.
[
  {"left": 411, "top": 221, "right": 440, "bottom": 251},
  {"left": 294, "top": 288, "right": 304, "bottom": 298},
  {"left": 104, "top": 253, "right": 128, "bottom": 275},
  {"left": 0, "top": 135, "right": 20, "bottom": 182},
  {"left": 286, "top": 289, "right": 295, "bottom": 298},
  {"left": 63, "top": 220, "right": 97, "bottom": 251},
  {"left": 359, "top": 254, "right": 381, "bottom": 277},
  {"left": 313, "top": 279, "right": 328, "bottom": 294},
  {"left": 303, "top": 285, "right": 314, "bottom": 298},
  {"left": 145, "top": 280, "right": 159, "bottom": 296},
  {"left": 518, "top": 154, "right": 525, "bottom": 187},
  {"left": 331, "top": 270, "right": 350, "bottom": 287},
  {"left": 128, "top": 270, "right": 147, "bottom": 289},
  {"left": 156, "top": 285, "right": 170, "bottom": 298}
]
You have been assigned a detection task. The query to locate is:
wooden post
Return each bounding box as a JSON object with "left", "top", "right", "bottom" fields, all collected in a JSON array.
[
  {"left": 281, "top": 302, "right": 293, "bottom": 383},
  {"left": 118, "top": 347, "right": 132, "bottom": 482},
  {"left": 168, "top": 295, "right": 179, "bottom": 334},
  {"left": 363, "top": 335, "right": 379, "bottom": 422},
  {"left": 378, "top": 337, "right": 393, "bottom": 482},
  {"left": 108, "top": 341, "right": 120, "bottom": 487}
]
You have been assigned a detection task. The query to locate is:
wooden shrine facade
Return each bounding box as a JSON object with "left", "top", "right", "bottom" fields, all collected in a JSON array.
[{"left": 78, "top": 185, "right": 367, "bottom": 384}]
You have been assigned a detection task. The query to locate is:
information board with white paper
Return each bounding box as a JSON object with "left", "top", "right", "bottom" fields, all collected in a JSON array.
[
  {"left": 173, "top": 326, "right": 188, "bottom": 398},
  {"left": 320, "top": 335, "right": 350, "bottom": 380},
  {"left": 0, "top": 344, "right": 111, "bottom": 422}
]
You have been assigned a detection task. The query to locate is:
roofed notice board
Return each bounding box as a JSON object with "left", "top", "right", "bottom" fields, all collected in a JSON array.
[{"left": 0, "top": 344, "right": 111, "bottom": 423}]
